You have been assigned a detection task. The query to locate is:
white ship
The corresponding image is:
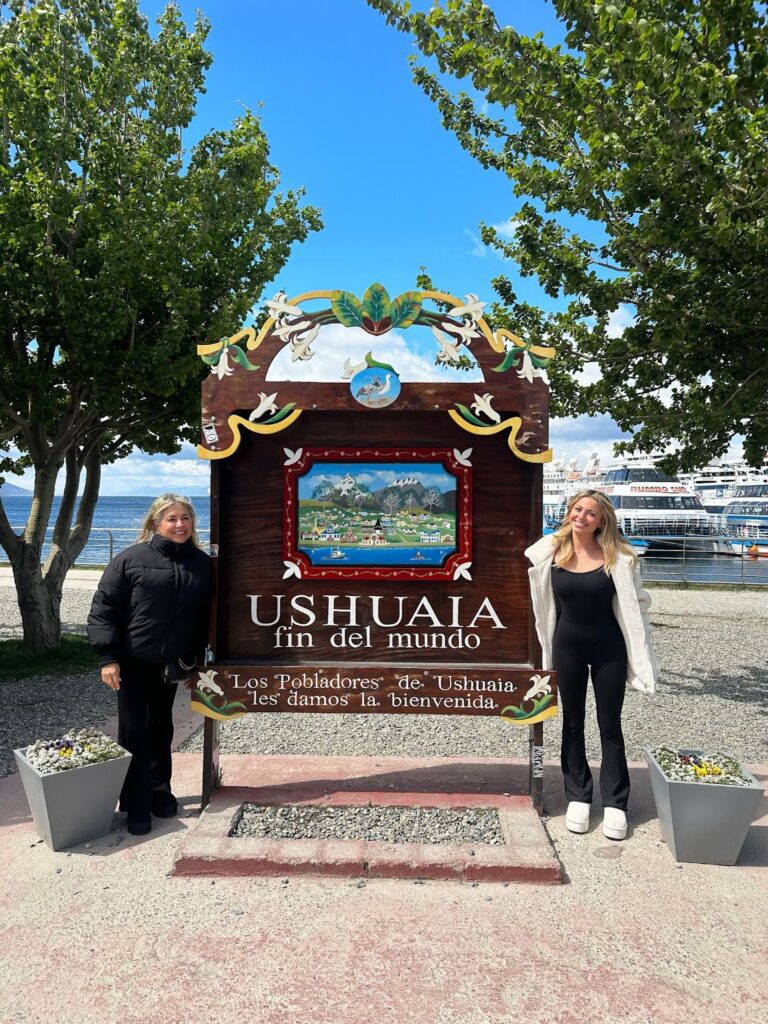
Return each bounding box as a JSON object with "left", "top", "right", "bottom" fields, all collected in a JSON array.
[
  {"left": 717, "top": 481, "right": 768, "bottom": 552},
  {"left": 679, "top": 458, "right": 768, "bottom": 513},
  {"left": 600, "top": 460, "right": 735, "bottom": 555},
  {"left": 543, "top": 452, "right": 605, "bottom": 527}
]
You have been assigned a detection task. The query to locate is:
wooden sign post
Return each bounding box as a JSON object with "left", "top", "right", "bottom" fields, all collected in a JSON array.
[{"left": 193, "top": 284, "right": 557, "bottom": 810}]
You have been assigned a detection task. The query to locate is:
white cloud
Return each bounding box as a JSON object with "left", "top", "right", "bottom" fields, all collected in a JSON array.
[
  {"left": 465, "top": 229, "right": 488, "bottom": 259},
  {"left": 266, "top": 323, "right": 483, "bottom": 383},
  {"left": 491, "top": 218, "right": 517, "bottom": 241},
  {"left": 549, "top": 414, "right": 630, "bottom": 470},
  {"left": 607, "top": 304, "right": 636, "bottom": 338},
  {"left": 98, "top": 444, "right": 209, "bottom": 496}
]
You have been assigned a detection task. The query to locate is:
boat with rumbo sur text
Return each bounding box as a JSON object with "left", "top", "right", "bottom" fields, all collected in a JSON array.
[{"left": 599, "top": 460, "right": 735, "bottom": 556}]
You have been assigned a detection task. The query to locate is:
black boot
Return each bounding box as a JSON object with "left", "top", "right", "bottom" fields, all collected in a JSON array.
[{"left": 151, "top": 788, "right": 178, "bottom": 818}]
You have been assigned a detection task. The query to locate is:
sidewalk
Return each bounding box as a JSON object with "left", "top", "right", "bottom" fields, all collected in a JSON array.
[
  {"left": 1, "top": 746, "right": 766, "bottom": 1024},
  {"left": 0, "top": 566, "right": 103, "bottom": 590}
]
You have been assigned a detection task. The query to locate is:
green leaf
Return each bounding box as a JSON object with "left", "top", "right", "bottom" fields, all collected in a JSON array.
[
  {"left": 491, "top": 348, "right": 522, "bottom": 373},
  {"left": 263, "top": 402, "right": 297, "bottom": 424},
  {"left": 500, "top": 704, "right": 528, "bottom": 718},
  {"left": 364, "top": 351, "right": 397, "bottom": 374},
  {"left": 331, "top": 290, "right": 363, "bottom": 327},
  {"left": 227, "top": 345, "right": 259, "bottom": 371},
  {"left": 219, "top": 701, "right": 248, "bottom": 716},
  {"left": 454, "top": 403, "right": 488, "bottom": 427},
  {"left": 361, "top": 282, "right": 392, "bottom": 324},
  {"left": 390, "top": 290, "right": 422, "bottom": 329}
]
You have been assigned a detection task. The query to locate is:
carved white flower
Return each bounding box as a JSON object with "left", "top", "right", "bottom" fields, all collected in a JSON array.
[
  {"left": 447, "top": 293, "right": 485, "bottom": 325},
  {"left": 453, "top": 447, "right": 473, "bottom": 467},
  {"left": 248, "top": 392, "right": 279, "bottom": 421},
  {"left": 210, "top": 349, "right": 233, "bottom": 379},
  {"left": 342, "top": 357, "right": 367, "bottom": 380},
  {"left": 266, "top": 291, "right": 304, "bottom": 320},
  {"left": 517, "top": 350, "right": 543, "bottom": 383},
  {"left": 273, "top": 318, "right": 313, "bottom": 341},
  {"left": 290, "top": 323, "right": 319, "bottom": 362},
  {"left": 197, "top": 670, "right": 224, "bottom": 697},
  {"left": 471, "top": 393, "right": 501, "bottom": 424},
  {"left": 446, "top": 320, "right": 480, "bottom": 344},
  {"left": 432, "top": 326, "right": 463, "bottom": 365},
  {"left": 523, "top": 674, "right": 551, "bottom": 703}
]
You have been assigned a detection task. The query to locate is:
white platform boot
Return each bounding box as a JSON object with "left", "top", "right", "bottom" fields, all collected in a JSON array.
[
  {"left": 603, "top": 807, "right": 628, "bottom": 840},
  {"left": 565, "top": 801, "right": 591, "bottom": 833}
]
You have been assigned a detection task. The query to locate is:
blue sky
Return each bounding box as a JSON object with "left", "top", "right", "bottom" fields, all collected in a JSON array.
[{"left": 16, "top": 1, "right": 665, "bottom": 494}]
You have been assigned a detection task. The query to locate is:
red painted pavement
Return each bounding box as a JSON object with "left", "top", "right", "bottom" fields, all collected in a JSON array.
[{"left": 172, "top": 755, "right": 561, "bottom": 883}]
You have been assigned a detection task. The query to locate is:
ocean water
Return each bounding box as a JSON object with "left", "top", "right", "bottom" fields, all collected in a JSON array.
[
  {"left": 2, "top": 495, "right": 210, "bottom": 566},
  {"left": 2, "top": 495, "right": 768, "bottom": 584}
]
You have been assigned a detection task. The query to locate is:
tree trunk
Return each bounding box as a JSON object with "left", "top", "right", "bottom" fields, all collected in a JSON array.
[
  {"left": 0, "top": 448, "right": 102, "bottom": 653},
  {"left": 9, "top": 543, "right": 62, "bottom": 653}
]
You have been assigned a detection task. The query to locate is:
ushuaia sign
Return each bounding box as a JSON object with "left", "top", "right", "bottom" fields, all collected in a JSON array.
[{"left": 194, "top": 283, "right": 558, "bottom": 805}]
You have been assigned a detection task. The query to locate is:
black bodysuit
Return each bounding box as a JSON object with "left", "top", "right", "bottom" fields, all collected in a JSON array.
[{"left": 551, "top": 566, "right": 630, "bottom": 810}]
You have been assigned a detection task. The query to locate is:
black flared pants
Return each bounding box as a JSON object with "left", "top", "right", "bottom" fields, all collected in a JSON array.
[
  {"left": 552, "top": 638, "right": 630, "bottom": 811},
  {"left": 116, "top": 657, "right": 177, "bottom": 819}
]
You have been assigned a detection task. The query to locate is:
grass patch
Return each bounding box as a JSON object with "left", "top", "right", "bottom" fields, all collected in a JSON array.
[{"left": 0, "top": 634, "right": 98, "bottom": 682}]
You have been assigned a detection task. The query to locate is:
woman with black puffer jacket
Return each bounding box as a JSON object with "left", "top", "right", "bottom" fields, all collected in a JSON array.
[{"left": 87, "top": 494, "right": 211, "bottom": 837}]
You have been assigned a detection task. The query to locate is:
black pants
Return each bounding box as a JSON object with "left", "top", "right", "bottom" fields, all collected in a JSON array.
[
  {"left": 117, "top": 658, "right": 177, "bottom": 818},
  {"left": 552, "top": 637, "right": 630, "bottom": 811}
]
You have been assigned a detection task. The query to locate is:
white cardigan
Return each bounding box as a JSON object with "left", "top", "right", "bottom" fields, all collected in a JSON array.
[{"left": 524, "top": 535, "right": 659, "bottom": 694}]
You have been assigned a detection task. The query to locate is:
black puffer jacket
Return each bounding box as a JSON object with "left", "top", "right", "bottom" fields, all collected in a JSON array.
[{"left": 87, "top": 534, "right": 211, "bottom": 667}]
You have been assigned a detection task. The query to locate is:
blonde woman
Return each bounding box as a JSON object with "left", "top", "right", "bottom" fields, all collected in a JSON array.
[
  {"left": 88, "top": 494, "right": 211, "bottom": 836},
  {"left": 526, "top": 490, "right": 658, "bottom": 840}
]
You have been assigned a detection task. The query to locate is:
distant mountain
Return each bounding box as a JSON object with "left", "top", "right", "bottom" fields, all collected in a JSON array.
[{"left": 0, "top": 481, "right": 32, "bottom": 496}]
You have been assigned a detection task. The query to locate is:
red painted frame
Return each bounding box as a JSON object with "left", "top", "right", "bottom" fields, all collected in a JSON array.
[{"left": 283, "top": 446, "right": 472, "bottom": 580}]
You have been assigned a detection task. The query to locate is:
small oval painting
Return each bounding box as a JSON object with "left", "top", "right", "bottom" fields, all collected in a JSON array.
[{"left": 350, "top": 366, "right": 401, "bottom": 408}]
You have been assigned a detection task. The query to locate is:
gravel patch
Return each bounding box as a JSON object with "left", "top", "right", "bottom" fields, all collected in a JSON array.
[
  {"left": 232, "top": 804, "right": 505, "bottom": 845},
  {"left": 2, "top": 582, "right": 766, "bottom": 778}
]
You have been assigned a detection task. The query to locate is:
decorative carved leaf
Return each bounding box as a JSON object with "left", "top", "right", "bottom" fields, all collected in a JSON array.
[
  {"left": 390, "top": 291, "right": 422, "bottom": 329},
  {"left": 227, "top": 345, "right": 259, "bottom": 371},
  {"left": 283, "top": 447, "right": 303, "bottom": 465},
  {"left": 454, "top": 403, "right": 488, "bottom": 427},
  {"left": 452, "top": 561, "right": 473, "bottom": 581},
  {"left": 263, "top": 402, "right": 297, "bottom": 424},
  {"left": 361, "top": 282, "right": 392, "bottom": 326},
  {"left": 364, "top": 350, "right": 397, "bottom": 374},
  {"left": 331, "top": 290, "right": 363, "bottom": 327},
  {"left": 491, "top": 347, "right": 522, "bottom": 373},
  {"left": 453, "top": 447, "right": 473, "bottom": 466},
  {"left": 282, "top": 560, "right": 302, "bottom": 579}
]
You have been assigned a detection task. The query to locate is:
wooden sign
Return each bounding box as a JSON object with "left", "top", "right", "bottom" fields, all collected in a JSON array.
[{"left": 193, "top": 284, "right": 558, "bottom": 803}]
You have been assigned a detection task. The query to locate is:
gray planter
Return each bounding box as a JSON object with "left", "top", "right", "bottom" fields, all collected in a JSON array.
[
  {"left": 14, "top": 746, "right": 131, "bottom": 852},
  {"left": 644, "top": 747, "right": 764, "bottom": 865}
]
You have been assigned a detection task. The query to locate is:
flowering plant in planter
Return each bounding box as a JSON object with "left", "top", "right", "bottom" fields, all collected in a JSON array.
[
  {"left": 24, "top": 729, "right": 127, "bottom": 775},
  {"left": 650, "top": 746, "right": 753, "bottom": 787}
]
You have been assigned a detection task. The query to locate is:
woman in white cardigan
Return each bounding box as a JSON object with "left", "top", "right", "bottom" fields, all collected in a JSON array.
[{"left": 526, "top": 489, "right": 658, "bottom": 840}]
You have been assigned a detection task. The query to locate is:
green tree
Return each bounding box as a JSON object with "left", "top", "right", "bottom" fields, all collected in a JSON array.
[
  {"left": 0, "top": 0, "right": 321, "bottom": 650},
  {"left": 371, "top": 0, "right": 768, "bottom": 469}
]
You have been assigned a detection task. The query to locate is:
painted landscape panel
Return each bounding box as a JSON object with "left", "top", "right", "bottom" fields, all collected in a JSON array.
[{"left": 297, "top": 461, "right": 458, "bottom": 567}]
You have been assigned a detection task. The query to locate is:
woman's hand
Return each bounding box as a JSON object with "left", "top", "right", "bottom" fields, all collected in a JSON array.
[{"left": 101, "top": 662, "right": 121, "bottom": 691}]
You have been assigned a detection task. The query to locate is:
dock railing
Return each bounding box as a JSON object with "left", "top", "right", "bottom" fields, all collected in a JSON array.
[
  {"left": 7, "top": 526, "right": 211, "bottom": 568},
  {"left": 6, "top": 526, "right": 767, "bottom": 585}
]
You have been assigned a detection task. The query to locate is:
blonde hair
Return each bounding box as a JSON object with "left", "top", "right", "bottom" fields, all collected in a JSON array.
[
  {"left": 137, "top": 493, "right": 201, "bottom": 547},
  {"left": 552, "top": 489, "right": 636, "bottom": 572}
]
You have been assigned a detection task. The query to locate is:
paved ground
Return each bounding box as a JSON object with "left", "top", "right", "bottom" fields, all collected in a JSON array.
[
  {"left": 1, "top": 747, "right": 766, "bottom": 1024},
  {"left": 2, "top": 568, "right": 767, "bottom": 1022}
]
